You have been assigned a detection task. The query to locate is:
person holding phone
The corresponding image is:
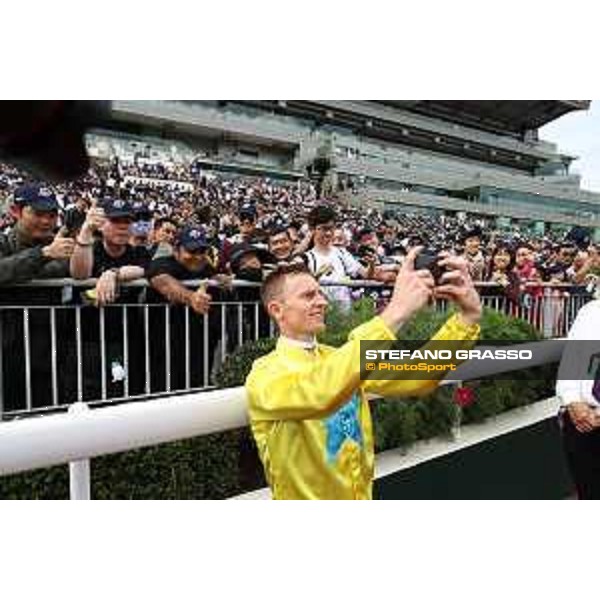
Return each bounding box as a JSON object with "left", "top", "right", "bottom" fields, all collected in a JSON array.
[{"left": 245, "top": 247, "right": 482, "bottom": 500}]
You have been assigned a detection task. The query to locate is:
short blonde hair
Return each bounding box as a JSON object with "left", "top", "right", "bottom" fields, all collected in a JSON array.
[{"left": 260, "top": 263, "right": 313, "bottom": 306}]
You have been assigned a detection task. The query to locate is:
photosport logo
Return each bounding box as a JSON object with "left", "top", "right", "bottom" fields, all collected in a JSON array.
[{"left": 359, "top": 340, "right": 546, "bottom": 381}]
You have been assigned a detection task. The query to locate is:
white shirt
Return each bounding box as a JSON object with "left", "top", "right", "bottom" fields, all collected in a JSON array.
[
  {"left": 280, "top": 336, "right": 317, "bottom": 351},
  {"left": 556, "top": 299, "right": 600, "bottom": 407},
  {"left": 305, "top": 246, "right": 364, "bottom": 309}
]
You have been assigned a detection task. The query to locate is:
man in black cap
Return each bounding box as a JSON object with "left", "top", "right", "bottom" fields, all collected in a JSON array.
[
  {"left": 146, "top": 226, "right": 216, "bottom": 392},
  {"left": 146, "top": 226, "right": 214, "bottom": 312},
  {"left": 0, "top": 183, "right": 75, "bottom": 285},
  {"left": 70, "top": 197, "right": 151, "bottom": 305},
  {"left": 0, "top": 183, "right": 76, "bottom": 412},
  {"left": 69, "top": 197, "right": 152, "bottom": 400},
  {"left": 229, "top": 242, "right": 273, "bottom": 342},
  {"left": 229, "top": 243, "right": 272, "bottom": 283}
]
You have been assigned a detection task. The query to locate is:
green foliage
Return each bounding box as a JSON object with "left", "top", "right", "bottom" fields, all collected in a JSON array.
[
  {"left": 213, "top": 338, "right": 276, "bottom": 389},
  {"left": 0, "top": 302, "right": 556, "bottom": 499},
  {"left": 369, "top": 306, "right": 554, "bottom": 451},
  {"left": 319, "top": 297, "right": 378, "bottom": 347},
  {"left": 0, "top": 429, "right": 259, "bottom": 500}
]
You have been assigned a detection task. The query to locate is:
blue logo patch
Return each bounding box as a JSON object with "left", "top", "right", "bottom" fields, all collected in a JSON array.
[{"left": 324, "top": 393, "right": 363, "bottom": 463}]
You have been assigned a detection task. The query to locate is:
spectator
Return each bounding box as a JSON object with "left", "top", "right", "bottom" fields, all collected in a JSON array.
[
  {"left": 0, "top": 184, "right": 74, "bottom": 285},
  {"left": 229, "top": 205, "right": 265, "bottom": 246},
  {"left": 69, "top": 197, "right": 153, "bottom": 399},
  {"left": 228, "top": 242, "right": 273, "bottom": 341},
  {"left": 229, "top": 243, "right": 272, "bottom": 282},
  {"left": 146, "top": 226, "right": 214, "bottom": 313},
  {"left": 556, "top": 300, "right": 600, "bottom": 498},
  {"left": 461, "top": 226, "right": 485, "bottom": 282},
  {"left": 304, "top": 205, "right": 388, "bottom": 309},
  {"left": 150, "top": 217, "right": 177, "bottom": 258},
  {"left": 129, "top": 220, "right": 152, "bottom": 248},
  {"left": 0, "top": 184, "right": 75, "bottom": 410},
  {"left": 267, "top": 226, "right": 304, "bottom": 266},
  {"left": 514, "top": 243, "right": 541, "bottom": 284},
  {"left": 70, "top": 197, "right": 151, "bottom": 305},
  {"left": 245, "top": 251, "right": 482, "bottom": 499},
  {"left": 146, "top": 226, "right": 215, "bottom": 391}
]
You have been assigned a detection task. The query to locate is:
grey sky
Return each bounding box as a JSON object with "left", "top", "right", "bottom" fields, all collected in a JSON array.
[{"left": 540, "top": 101, "right": 600, "bottom": 192}]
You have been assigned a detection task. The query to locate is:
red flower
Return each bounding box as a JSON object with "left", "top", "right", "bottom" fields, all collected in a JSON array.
[{"left": 454, "top": 386, "right": 475, "bottom": 408}]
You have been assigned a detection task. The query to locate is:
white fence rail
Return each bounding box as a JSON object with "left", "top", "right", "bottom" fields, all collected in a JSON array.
[{"left": 0, "top": 339, "right": 565, "bottom": 498}]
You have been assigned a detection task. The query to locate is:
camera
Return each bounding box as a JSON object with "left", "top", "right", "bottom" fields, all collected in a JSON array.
[{"left": 414, "top": 249, "right": 446, "bottom": 284}]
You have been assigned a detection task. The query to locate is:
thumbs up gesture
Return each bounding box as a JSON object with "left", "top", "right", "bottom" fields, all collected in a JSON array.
[
  {"left": 82, "top": 197, "right": 106, "bottom": 234},
  {"left": 189, "top": 281, "right": 212, "bottom": 315},
  {"left": 42, "top": 227, "right": 76, "bottom": 260}
]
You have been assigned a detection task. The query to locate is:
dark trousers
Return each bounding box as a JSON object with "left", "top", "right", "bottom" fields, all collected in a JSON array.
[{"left": 561, "top": 411, "right": 600, "bottom": 499}]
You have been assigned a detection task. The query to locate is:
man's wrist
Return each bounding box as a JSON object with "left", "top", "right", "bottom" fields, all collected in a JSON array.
[
  {"left": 457, "top": 308, "right": 482, "bottom": 327},
  {"left": 77, "top": 226, "right": 95, "bottom": 244},
  {"left": 41, "top": 245, "right": 53, "bottom": 260},
  {"left": 379, "top": 306, "right": 409, "bottom": 333},
  {"left": 102, "top": 268, "right": 119, "bottom": 281}
]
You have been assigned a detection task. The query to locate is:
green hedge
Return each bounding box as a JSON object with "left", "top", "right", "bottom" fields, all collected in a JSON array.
[
  {"left": 0, "top": 429, "right": 260, "bottom": 500},
  {"left": 0, "top": 300, "right": 555, "bottom": 499}
]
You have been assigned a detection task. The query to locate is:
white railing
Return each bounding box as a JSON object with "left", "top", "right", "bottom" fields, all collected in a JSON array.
[{"left": 0, "top": 339, "right": 565, "bottom": 498}]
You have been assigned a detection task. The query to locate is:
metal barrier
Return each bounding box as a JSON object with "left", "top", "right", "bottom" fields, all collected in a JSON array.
[{"left": 0, "top": 279, "right": 591, "bottom": 418}]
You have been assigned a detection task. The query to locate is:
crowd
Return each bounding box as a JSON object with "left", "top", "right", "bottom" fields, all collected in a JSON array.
[
  {"left": 2, "top": 157, "right": 599, "bottom": 304},
  {"left": 0, "top": 153, "right": 598, "bottom": 413}
]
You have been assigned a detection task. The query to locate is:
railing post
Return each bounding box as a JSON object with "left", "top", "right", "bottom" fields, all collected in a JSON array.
[
  {"left": 451, "top": 381, "right": 463, "bottom": 441},
  {"left": 68, "top": 403, "right": 91, "bottom": 500},
  {"left": 542, "top": 287, "right": 554, "bottom": 338}
]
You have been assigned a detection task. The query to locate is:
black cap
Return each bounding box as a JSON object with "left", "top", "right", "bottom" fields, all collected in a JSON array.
[
  {"left": 176, "top": 226, "right": 210, "bottom": 252},
  {"left": 230, "top": 243, "right": 272, "bottom": 271},
  {"left": 13, "top": 183, "right": 59, "bottom": 212},
  {"left": 101, "top": 198, "right": 134, "bottom": 219},
  {"left": 239, "top": 205, "right": 257, "bottom": 221}
]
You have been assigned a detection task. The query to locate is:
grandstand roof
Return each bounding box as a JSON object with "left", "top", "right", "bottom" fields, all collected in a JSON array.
[{"left": 376, "top": 101, "right": 590, "bottom": 135}]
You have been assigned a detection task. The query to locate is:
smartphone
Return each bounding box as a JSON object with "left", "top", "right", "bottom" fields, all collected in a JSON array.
[{"left": 414, "top": 250, "right": 445, "bottom": 284}]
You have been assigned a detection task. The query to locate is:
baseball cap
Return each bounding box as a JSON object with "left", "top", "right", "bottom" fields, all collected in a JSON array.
[
  {"left": 176, "top": 226, "right": 210, "bottom": 252},
  {"left": 230, "top": 243, "right": 273, "bottom": 271},
  {"left": 101, "top": 198, "right": 134, "bottom": 219},
  {"left": 14, "top": 183, "right": 59, "bottom": 212},
  {"left": 239, "top": 205, "right": 257, "bottom": 221},
  {"left": 131, "top": 200, "right": 152, "bottom": 220}
]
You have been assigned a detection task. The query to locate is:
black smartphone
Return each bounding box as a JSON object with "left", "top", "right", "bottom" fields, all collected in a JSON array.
[{"left": 414, "top": 250, "right": 445, "bottom": 284}]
